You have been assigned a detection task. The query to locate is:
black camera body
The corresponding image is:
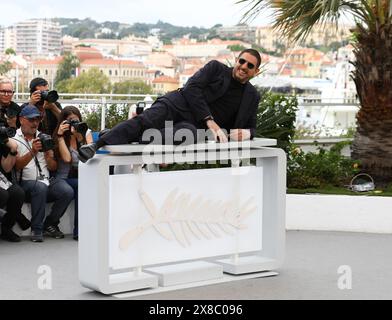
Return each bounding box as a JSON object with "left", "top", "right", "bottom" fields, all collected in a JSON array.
[
  {"left": 38, "top": 132, "right": 54, "bottom": 152},
  {"left": 65, "top": 119, "right": 88, "bottom": 136},
  {"left": 40, "top": 90, "right": 59, "bottom": 103},
  {"left": 0, "top": 125, "right": 16, "bottom": 144},
  {"left": 5, "top": 105, "right": 20, "bottom": 118},
  {"left": 136, "top": 101, "right": 146, "bottom": 115}
]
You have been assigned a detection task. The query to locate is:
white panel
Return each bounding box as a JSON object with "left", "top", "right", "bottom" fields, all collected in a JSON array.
[{"left": 109, "top": 167, "right": 263, "bottom": 269}]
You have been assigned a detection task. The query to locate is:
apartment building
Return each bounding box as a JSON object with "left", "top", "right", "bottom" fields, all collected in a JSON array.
[
  {"left": 256, "top": 23, "right": 352, "bottom": 52},
  {"left": 29, "top": 57, "right": 63, "bottom": 88},
  {"left": 14, "top": 19, "right": 61, "bottom": 58},
  {"left": 216, "top": 25, "right": 257, "bottom": 43},
  {"left": 152, "top": 76, "right": 179, "bottom": 94},
  {"left": 0, "top": 26, "right": 16, "bottom": 53},
  {"left": 164, "top": 38, "right": 251, "bottom": 58},
  {"left": 79, "top": 58, "right": 147, "bottom": 83},
  {"left": 70, "top": 37, "right": 152, "bottom": 58}
]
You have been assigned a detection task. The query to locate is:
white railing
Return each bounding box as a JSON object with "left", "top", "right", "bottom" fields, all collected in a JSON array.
[
  {"left": 14, "top": 93, "right": 158, "bottom": 130},
  {"left": 296, "top": 100, "right": 359, "bottom": 137},
  {"left": 14, "top": 93, "right": 359, "bottom": 133}
]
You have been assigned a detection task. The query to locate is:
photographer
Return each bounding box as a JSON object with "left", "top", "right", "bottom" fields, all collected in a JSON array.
[
  {"left": 14, "top": 105, "right": 73, "bottom": 242},
  {"left": 0, "top": 78, "right": 21, "bottom": 129},
  {"left": 0, "top": 136, "right": 30, "bottom": 242},
  {"left": 22, "top": 77, "right": 62, "bottom": 136},
  {"left": 53, "top": 106, "right": 92, "bottom": 240}
]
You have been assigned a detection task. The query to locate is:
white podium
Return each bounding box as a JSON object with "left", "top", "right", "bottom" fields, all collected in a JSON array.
[{"left": 79, "top": 138, "right": 286, "bottom": 295}]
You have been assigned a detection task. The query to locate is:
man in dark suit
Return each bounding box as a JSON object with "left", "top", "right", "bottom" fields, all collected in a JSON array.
[{"left": 78, "top": 48, "right": 261, "bottom": 163}]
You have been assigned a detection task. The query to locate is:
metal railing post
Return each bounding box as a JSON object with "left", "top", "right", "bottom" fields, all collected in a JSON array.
[{"left": 101, "top": 97, "right": 106, "bottom": 131}]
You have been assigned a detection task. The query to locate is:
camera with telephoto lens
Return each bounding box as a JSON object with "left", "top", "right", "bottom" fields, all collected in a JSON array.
[
  {"left": 37, "top": 132, "right": 54, "bottom": 152},
  {"left": 136, "top": 101, "right": 146, "bottom": 115},
  {"left": 0, "top": 124, "right": 16, "bottom": 144},
  {"left": 40, "top": 90, "right": 59, "bottom": 103},
  {"left": 65, "top": 119, "right": 88, "bottom": 136}
]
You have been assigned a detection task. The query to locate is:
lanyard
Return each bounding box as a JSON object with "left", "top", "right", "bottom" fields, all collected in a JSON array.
[{"left": 22, "top": 135, "right": 46, "bottom": 180}]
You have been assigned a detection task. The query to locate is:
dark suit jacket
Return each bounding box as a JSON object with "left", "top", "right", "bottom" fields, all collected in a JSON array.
[{"left": 157, "top": 60, "right": 260, "bottom": 138}]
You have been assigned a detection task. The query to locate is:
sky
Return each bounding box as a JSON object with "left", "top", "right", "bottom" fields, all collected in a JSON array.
[{"left": 1, "top": 0, "right": 273, "bottom": 28}]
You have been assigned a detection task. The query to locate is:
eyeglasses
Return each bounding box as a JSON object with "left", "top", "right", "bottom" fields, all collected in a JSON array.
[
  {"left": 238, "top": 58, "right": 256, "bottom": 70},
  {"left": 0, "top": 90, "right": 15, "bottom": 96}
]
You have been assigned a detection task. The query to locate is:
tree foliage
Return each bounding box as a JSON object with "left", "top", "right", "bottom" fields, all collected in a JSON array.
[
  {"left": 55, "top": 53, "right": 80, "bottom": 85},
  {"left": 56, "top": 68, "right": 111, "bottom": 94},
  {"left": 256, "top": 90, "right": 298, "bottom": 154},
  {"left": 112, "top": 80, "right": 153, "bottom": 95},
  {"left": 4, "top": 48, "right": 16, "bottom": 55},
  {"left": 0, "top": 61, "right": 12, "bottom": 76}
]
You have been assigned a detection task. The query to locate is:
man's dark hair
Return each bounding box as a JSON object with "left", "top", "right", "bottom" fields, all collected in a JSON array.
[
  {"left": 238, "top": 48, "right": 262, "bottom": 68},
  {"left": 29, "top": 77, "right": 48, "bottom": 94}
]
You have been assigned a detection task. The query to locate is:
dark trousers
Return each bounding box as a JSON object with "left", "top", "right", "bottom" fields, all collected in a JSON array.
[
  {"left": 101, "top": 102, "right": 198, "bottom": 146},
  {"left": 65, "top": 178, "right": 78, "bottom": 237},
  {"left": 21, "top": 178, "right": 74, "bottom": 233},
  {"left": 0, "top": 184, "right": 25, "bottom": 229},
  {"left": 101, "top": 101, "right": 172, "bottom": 145}
]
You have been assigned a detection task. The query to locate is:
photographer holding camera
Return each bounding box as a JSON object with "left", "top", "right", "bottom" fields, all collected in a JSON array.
[
  {"left": 22, "top": 77, "right": 62, "bottom": 136},
  {"left": 0, "top": 135, "right": 31, "bottom": 242},
  {"left": 0, "top": 78, "right": 21, "bottom": 129},
  {"left": 14, "top": 105, "right": 74, "bottom": 242},
  {"left": 53, "top": 106, "right": 92, "bottom": 240}
]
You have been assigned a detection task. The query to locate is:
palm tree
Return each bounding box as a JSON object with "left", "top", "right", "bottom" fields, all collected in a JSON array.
[{"left": 238, "top": 0, "right": 392, "bottom": 185}]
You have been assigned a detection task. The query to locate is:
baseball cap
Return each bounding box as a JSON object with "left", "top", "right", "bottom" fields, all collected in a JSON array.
[
  {"left": 20, "top": 105, "right": 41, "bottom": 119},
  {"left": 29, "top": 77, "right": 48, "bottom": 93}
]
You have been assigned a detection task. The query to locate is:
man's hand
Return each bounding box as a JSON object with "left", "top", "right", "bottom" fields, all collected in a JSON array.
[
  {"left": 31, "top": 138, "right": 42, "bottom": 155},
  {"left": 43, "top": 101, "right": 56, "bottom": 110},
  {"left": 6, "top": 138, "right": 17, "bottom": 153},
  {"left": 229, "top": 129, "right": 251, "bottom": 141},
  {"left": 29, "top": 90, "right": 42, "bottom": 105},
  {"left": 206, "top": 119, "right": 228, "bottom": 143},
  {"left": 44, "top": 149, "right": 54, "bottom": 160}
]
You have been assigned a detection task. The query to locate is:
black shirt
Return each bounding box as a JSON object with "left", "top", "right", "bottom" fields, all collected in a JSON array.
[{"left": 209, "top": 77, "right": 246, "bottom": 132}]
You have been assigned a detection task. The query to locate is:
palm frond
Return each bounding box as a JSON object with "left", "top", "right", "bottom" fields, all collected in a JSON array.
[
  {"left": 119, "top": 189, "right": 257, "bottom": 250},
  {"left": 238, "top": 0, "right": 368, "bottom": 42}
]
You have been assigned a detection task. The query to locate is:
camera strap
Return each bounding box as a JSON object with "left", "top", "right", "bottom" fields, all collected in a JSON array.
[{"left": 23, "top": 136, "right": 45, "bottom": 180}]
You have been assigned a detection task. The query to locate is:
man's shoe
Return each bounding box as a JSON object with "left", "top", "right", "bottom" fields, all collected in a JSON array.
[
  {"left": 44, "top": 225, "right": 64, "bottom": 239},
  {"left": 16, "top": 213, "right": 31, "bottom": 231},
  {"left": 1, "top": 227, "right": 21, "bottom": 242},
  {"left": 78, "top": 143, "right": 98, "bottom": 163},
  {"left": 30, "top": 231, "right": 44, "bottom": 242}
]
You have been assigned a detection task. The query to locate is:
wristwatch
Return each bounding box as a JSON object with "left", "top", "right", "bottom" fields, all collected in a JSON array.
[{"left": 9, "top": 150, "right": 17, "bottom": 156}]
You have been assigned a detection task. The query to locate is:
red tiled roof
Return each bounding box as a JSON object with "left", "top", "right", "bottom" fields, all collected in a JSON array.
[
  {"left": 32, "top": 57, "right": 63, "bottom": 65},
  {"left": 81, "top": 59, "right": 143, "bottom": 67},
  {"left": 73, "top": 47, "right": 103, "bottom": 61},
  {"left": 152, "top": 76, "right": 179, "bottom": 84}
]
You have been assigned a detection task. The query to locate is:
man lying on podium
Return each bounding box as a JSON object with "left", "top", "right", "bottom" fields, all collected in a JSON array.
[{"left": 78, "top": 48, "right": 262, "bottom": 163}]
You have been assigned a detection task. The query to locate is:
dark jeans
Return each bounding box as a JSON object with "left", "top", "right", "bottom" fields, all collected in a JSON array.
[
  {"left": 0, "top": 184, "right": 25, "bottom": 229},
  {"left": 21, "top": 178, "right": 74, "bottom": 233},
  {"left": 65, "top": 178, "right": 78, "bottom": 237}
]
